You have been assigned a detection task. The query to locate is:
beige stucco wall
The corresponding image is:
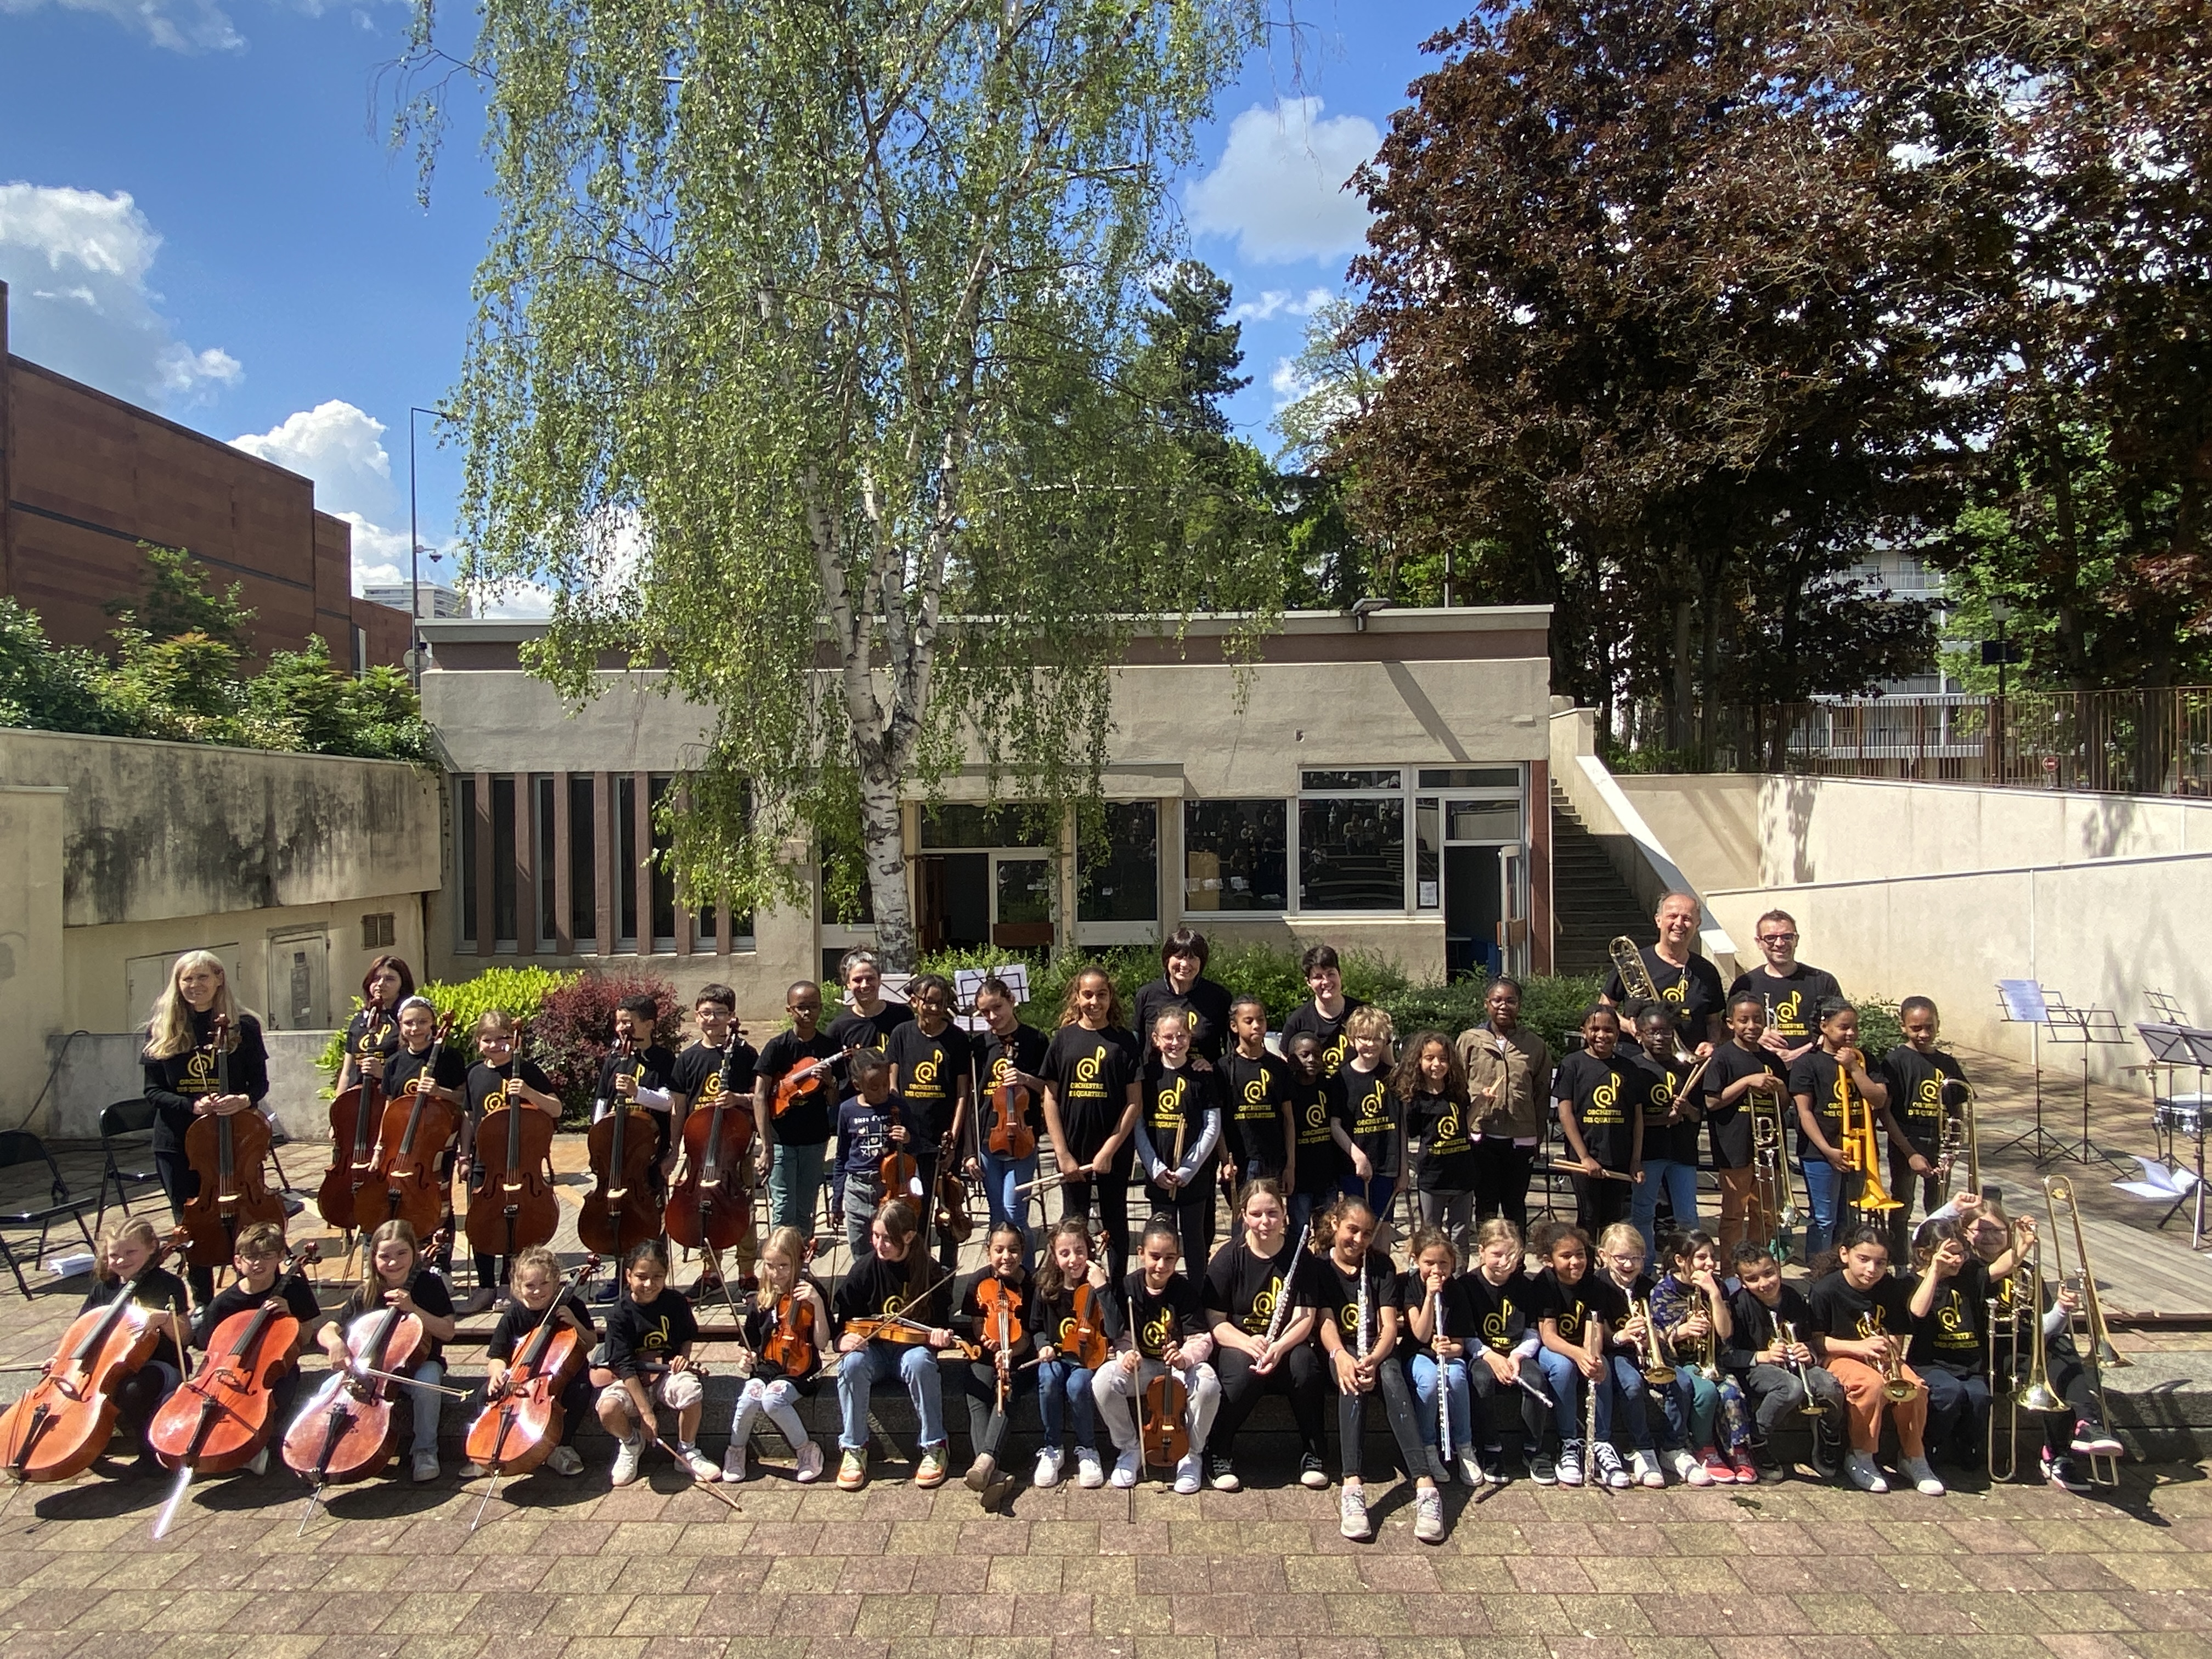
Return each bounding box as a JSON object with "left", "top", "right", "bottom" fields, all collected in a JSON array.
[
  {"left": 0, "top": 787, "right": 67, "bottom": 1135},
  {"left": 1613, "top": 773, "right": 1762, "bottom": 895},
  {"left": 46, "top": 1029, "right": 342, "bottom": 1142}
]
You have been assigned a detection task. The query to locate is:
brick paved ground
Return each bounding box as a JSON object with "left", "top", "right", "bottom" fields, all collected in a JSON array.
[{"left": 0, "top": 1450, "right": 2207, "bottom": 1659}]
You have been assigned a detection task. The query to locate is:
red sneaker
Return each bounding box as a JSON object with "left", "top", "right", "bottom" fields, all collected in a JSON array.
[
  {"left": 1700, "top": 1447, "right": 1737, "bottom": 1483},
  {"left": 1727, "top": 1448, "right": 1759, "bottom": 1484}
]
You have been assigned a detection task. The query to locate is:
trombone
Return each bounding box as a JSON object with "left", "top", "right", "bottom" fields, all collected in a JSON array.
[
  {"left": 1987, "top": 1229, "right": 2063, "bottom": 1482},
  {"left": 1607, "top": 935, "right": 1695, "bottom": 1063},
  {"left": 1933, "top": 1079, "right": 1978, "bottom": 1203},
  {"left": 2044, "top": 1175, "right": 2126, "bottom": 1485},
  {"left": 1750, "top": 1084, "right": 1802, "bottom": 1263}
]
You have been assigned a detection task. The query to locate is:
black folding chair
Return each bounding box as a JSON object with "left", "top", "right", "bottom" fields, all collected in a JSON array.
[
  {"left": 96, "top": 1099, "right": 168, "bottom": 1235},
  {"left": 0, "top": 1132, "right": 98, "bottom": 1299}
]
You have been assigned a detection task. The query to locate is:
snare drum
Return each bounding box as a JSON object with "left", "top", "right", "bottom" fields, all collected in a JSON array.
[{"left": 2154, "top": 1096, "right": 2209, "bottom": 1140}]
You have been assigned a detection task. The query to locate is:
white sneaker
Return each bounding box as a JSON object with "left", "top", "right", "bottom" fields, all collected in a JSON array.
[
  {"left": 1455, "top": 1449, "right": 1483, "bottom": 1488},
  {"left": 459, "top": 1460, "right": 489, "bottom": 1481},
  {"left": 1631, "top": 1449, "right": 1665, "bottom": 1489},
  {"left": 1669, "top": 1448, "right": 1711, "bottom": 1488},
  {"left": 1900, "top": 1455, "right": 1945, "bottom": 1496},
  {"left": 1076, "top": 1449, "right": 1105, "bottom": 1489},
  {"left": 546, "top": 1444, "right": 584, "bottom": 1477},
  {"left": 1109, "top": 1448, "right": 1141, "bottom": 1488},
  {"left": 1843, "top": 1450, "right": 1889, "bottom": 1493},
  {"left": 721, "top": 1443, "right": 749, "bottom": 1483},
  {"left": 680, "top": 1443, "right": 720, "bottom": 1482},
  {"left": 1413, "top": 1486, "right": 1444, "bottom": 1544},
  {"left": 1339, "top": 1485, "right": 1371, "bottom": 1541},
  {"left": 410, "top": 1451, "right": 441, "bottom": 1483},
  {"left": 1034, "top": 1448, "right": 1066, "bottom": 1488},
  {"left": 794, "top": 1442, "right": 824, "bottom": 1483},
  {"left": 246, "top": 1447, "right": 270, "bottom": 1477},
  {"left": 1592, "top": 1443, "right": 1632, "bottom": 1490},
  {"left": 1172, "top": 1452, "right": 1203, "bottom": 1496},
  {"left": 611, "top": 1437, "right": 644, "bottom": 1486},
  {"left": 1556, "top": 1443, "right": 1585, "bottom": 1487}
]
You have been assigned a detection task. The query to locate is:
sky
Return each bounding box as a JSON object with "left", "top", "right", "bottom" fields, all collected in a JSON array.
[{"left": 0, "top": 0, "right": 1466, "bottom": 615}]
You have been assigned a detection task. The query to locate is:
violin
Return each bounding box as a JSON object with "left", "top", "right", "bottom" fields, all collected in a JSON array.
[
  {"left": 281, "top": 1240, "right": 443, "bottom": 1488},
  {"left": 878, "top": 1097, "right": 922, "bottom": 1207},
  {"left": 150, "top": 1242, "right": 320, "bottom": 1479},
  {"left": 1138, "top": 1310, "right": 1190, "bottom": 1472},
  {"left": 977, "top": 1277, "right": 1025, "bottom": 1410},
  {"left": 179, "top": 1014, "right": 285, "bottom": 1270},
  {"left": 664, "top": 1042, "right": 756, "bottom": 1258},
  {"left": 772, "top": 1045, "right": 857, "bottom": 1121},
  {"left": 986, "top": 1077, "right": 1036, "bottom": 1160},
  {"left": 462, "top": 1257, "right": 597, "bottom": 1478},
  {"left": 354, "top": 1012, "right": 461, "bottom": 1241},
  {"left": 578, "top": 1034, "right": 663, "bottom": 1260},
  {"left": 464, "top": 1022, "right": 560, "bottom": 1266},
  {"left": 758, "top": 1291, "right": 819, "bottom": 1380},
  {"left": 0, "top": 1227, "right": 190, "bottom": 1483},
  {"left": 320, "top": 1009, "right": 392, "bottom": 1232},
  {"left": 1057, "top": 1282, "right": 1110, "bottom": 1370},
  {"left": 842, "top": 1315, "right": 982, "bottom": 1360},
  {"left": 934, "top": 1136, "right": 975, "bottom": 1246}
]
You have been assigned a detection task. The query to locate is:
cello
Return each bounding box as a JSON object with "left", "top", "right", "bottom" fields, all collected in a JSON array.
[
  {"left": 0, "top": 1226, "right": 189, "bottom": 1483},
  {"left": 462, "top": 1256, "right": 596, "bottom": 1485},
  {"left": 354, "top": 1011, "right": 461, "bottom": 1239},
  {"left": 281, "top": 1234, "right": 451, "bottom": 1494},
  {"left": 934, "top": 1131, "right": 975, "bottom": 1246},
  {"left": 320, "top": 1010, "right": 391, "bottom": 1233},
  {"left": 664, "top": 1043, "right": 755, "bottom": 1261},
  {"left": 578, "top": 1035, "right": 661, "bottom": 1259},
  {"left": 179, "top": 1014, "right": 285, "bottom": 1272},
  {"left": 464, "top": 1021, "right": 560, "bottom": 1271},
  {"left": 146, "top": 1241, "right": 320, "bottom": 1536}
]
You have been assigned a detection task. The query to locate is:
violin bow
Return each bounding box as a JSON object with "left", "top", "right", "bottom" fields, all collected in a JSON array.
[{"left": 651, "top": 1436, "right": 744, "bottom": 1513}]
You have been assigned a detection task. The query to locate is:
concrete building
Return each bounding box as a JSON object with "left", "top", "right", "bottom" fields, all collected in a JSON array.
[
  {"left": 361, "top": 582, "right": 469, "bottom": 621},
  {"left": 0, "top": 281, "right": 411, "bottom": 672},
  {"left": 416, "top": 607, "right": 1559, "bottom": 1018}
]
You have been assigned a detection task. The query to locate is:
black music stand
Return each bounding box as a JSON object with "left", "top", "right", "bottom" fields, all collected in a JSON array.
[
  {"left": 2133, "top": 1022, "right": 2212, "bottom": 1248},
  {"left": 2041, "top": 1002, "right": 2130, "bottom": 1169},
  {"left": 2146, "top": 990, "right": 2190, "bottom": 1024},
  {"left": 1989, "top": 979, "right": 2067, "bottom": 1163}
]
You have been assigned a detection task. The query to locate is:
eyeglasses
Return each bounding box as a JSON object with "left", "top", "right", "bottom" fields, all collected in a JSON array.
[{"left": 1759, "top": 933, "right": 1799, "bottom": 945}]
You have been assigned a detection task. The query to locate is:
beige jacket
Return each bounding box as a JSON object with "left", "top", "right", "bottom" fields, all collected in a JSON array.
[{"left": 1455, "top": 1024, "right": 1554, "bottom": 1142}]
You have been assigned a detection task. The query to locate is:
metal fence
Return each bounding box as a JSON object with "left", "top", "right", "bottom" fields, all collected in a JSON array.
[{"left": 1757, "top": 687, "right": 2212, "bottom": 797}]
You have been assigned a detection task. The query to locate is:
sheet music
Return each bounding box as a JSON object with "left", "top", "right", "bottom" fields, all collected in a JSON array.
[{"left": 1997, "top": 979, "right": 2049, "bottom": 1023}]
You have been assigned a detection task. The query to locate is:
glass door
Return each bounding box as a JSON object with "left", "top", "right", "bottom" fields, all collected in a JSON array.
[
  {"left": 1440, "top": 796, "right": 1524, "bottom": 981},
  {"left": 992, "top": 855, "right": 1056, "bottom": 949}
]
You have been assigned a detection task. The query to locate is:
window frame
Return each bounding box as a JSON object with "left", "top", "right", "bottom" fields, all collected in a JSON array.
[{"left": 1294, "top": 769, "right": 1412, "bottom": 916}]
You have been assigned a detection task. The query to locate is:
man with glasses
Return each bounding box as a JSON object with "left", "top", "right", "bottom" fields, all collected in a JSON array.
[{"left": 1728, "top": 911, "right": 1841, "bottom": 1067}]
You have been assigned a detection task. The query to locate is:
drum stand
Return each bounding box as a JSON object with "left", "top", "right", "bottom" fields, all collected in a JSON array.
[{"left": 2135, "top": 1020, "right": 2212, "bottom": 1249}]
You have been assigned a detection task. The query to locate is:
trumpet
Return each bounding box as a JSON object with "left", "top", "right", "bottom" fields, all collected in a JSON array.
[
  {"left": 1878, "top": 1329, "right": 1917, "bottom": 1403},
  {"left": 1781, "top": 1320, "right": 1825, "bottom": 1417},
  {"left": 1988, "top": 1233, "right": 2064, "bottom": 1482},
  {"left": 1836, "top": 1047, "right": 1900, "bottom": 1218},
  {"left": 1696, "top": 1283, "right": 1722, "bottom": 1383},
  {"left": 1634, "top": 1294, "right": 1675, "bottom": 1386}
]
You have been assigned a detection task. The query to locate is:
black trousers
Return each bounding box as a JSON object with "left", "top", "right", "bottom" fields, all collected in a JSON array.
[
  {"left": 961, "top": 1361, "right": 1035, "bottom": 1466},
  {"left": 1210, "top": 1342, "right": 1325, "bottom": 1459},
  {"left": 1058, "top": 1167, "right": 1134, "bottom": 1286},
  {"left": 1473, "top": 1139, "right": 1536, "bottom": 1235},
  {"left": 1335, "top": 1356, "right": 1430, "bottom": 1481},
  {"left": 1885, "top": 1144, "right": 1947, "bottom": 1261},
  {"left": 1468, "top": 1353, "right": 1552, "bottom": 1453},
  {"left": 153, "top": 1142, "right": 216, "bottom": 1305},
  {"left": 1141, "top": 1175, "right": 1217, "bottom": 1267},
  {"left": 1571, "top": 1171, "right": 1632, "bottom": 1239}
]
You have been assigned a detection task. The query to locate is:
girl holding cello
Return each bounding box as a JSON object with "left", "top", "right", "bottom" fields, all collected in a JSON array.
[
  {"left": 142, "top": 950, "right": 270, "bottom": 1303},
  {"left": 457, "top": 1011, "right": 562, "bottom": 1310},
  {"left": 335, "top": 956, "right": 412, "bottom": 1097},
  {"left": 724, "top": 1225, "right": 830, "bottom": 1483},
  {"left": 320, "top": 1219, "right": 456, "bottom": 1482},
  {"left": 461, "top": 1243, "right": 595, "bottom": 1480},
  {"left": 82, "top": 1216, "right": 191, "bottom": 1478}
]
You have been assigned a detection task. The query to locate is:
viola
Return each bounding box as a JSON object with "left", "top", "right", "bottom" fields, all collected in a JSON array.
[
  {"left": 1057, "top": 1282, "right": 1110, "bottom": 1370},
  {"left": 320, "top": 1009, "right": 392, "bottom": 1232},
  {"left": 842, "top": 1314, "right": 982, "bottom": 1361},
  {"left": 986, "top": 1077, "right": 1036, "bottom": 1160},
  {"left": 758, "top": 1291, "right": 818, "bottom": 1380},
  {"left": 464, "top": 1023, "right": 560, "bottom": 1267},
  {"left": 281, "top": 1256, "right": 437, "bottom": 1488},
  {"left": 462, "top": 1257, "right": 597, "bottom": 1478},
  {"left": 934, "top": 1133, "right": 975, "bottom": 1246},
  {"left": 0, "top": 1227, "right": 190, "bottom": 1483},
  {"left": 578, "top": 1035, "right": 663, "bottom": 1259},
  {"left": 354, "top": 1012, "right": 461, "bottom": 1240},
  {"left": 664, "top": 1043, "right": 756, "bottom": 1257},
  {"left": 179, "top": 1014, "right": 285, "bottom": 1271},
  {"left": 771, "top": 1045, "right": 856, "bottom": 1121},
  {"left": 150, "top": 1242, "right": 320, "bottom": 1481},
  {"left": 1138, "top": 1310, "right": 1189, "bottom": 1472}
]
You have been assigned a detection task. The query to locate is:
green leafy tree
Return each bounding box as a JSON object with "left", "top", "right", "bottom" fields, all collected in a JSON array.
[
  {"left": 246, "top": 636, "right": 436, "bottom": 761},
  {"left": 0, "top": 600, "right": 123, "bottom": 735},
  {"left": 396, "top": 0, "right": 1276, "bottom": 966},
  {"left": 103, "top": 542, "right": 255, "bottom": 654}
]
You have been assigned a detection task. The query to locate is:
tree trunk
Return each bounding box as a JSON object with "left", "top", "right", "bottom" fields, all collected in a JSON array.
[
  {"left": 857, "top": 758, "right": 917, "bottom": 970},
  {"left": 1668, "top": 597, "right": 1695, "bottom": 752}
]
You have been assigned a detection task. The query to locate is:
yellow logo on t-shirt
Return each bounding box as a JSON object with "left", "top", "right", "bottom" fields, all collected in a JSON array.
[
  {"left": 912, "top": 1058, "right": 939, "bottom": 1090},
  {"left": 1075, "top": 1051, "right": 1103, "bottom": 1085}
]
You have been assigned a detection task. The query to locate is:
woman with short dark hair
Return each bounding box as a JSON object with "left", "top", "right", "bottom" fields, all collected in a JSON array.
[{"left": 1131, "top": 928, "right": 1232, "bottom": 1064}]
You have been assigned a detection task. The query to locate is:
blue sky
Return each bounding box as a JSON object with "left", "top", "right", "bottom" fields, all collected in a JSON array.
[{"left": 0, "top": 0, "right": 1464, "bottom": 611}]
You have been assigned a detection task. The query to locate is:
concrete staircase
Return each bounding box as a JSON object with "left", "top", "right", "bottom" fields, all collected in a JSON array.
[{"left": 1550, "top": 782, "right": 1650, "bottom": 977}]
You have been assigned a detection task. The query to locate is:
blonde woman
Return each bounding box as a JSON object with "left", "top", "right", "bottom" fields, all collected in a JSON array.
[{"left": 143, "top": 950, "right": 268, "bottom": 1301}]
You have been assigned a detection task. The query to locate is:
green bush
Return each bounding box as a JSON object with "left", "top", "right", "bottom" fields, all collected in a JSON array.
[{"left": 315, "top": 966, "right": 584, "bottom": 1095}]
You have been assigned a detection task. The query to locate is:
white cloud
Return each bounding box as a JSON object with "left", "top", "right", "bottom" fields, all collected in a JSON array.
[
  {"left": 0, "top": 0, "right": 242, "bottom": 49},
  {"left": 1269, "top": 356, "right": 1312, "bottom": 411},
  {"left": 231, "top": 400, "right": 397, "bottom": 522},
  {"left": 1186, "top": 98, "right": 1380, "bottom": 265},
  {"left": 0, "top": 183, "right": 242, "bottom": 408},
  {"left": 473, "top": 583, "right": 554, "bottom": 619},
  {"left": 1231, "top": 286, "right": 1338, "bottom": 324}
]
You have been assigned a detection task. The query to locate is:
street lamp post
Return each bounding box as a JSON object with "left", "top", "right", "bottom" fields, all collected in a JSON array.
[{"left": 407, "top": 405, "right": 448, "bottom": 686}]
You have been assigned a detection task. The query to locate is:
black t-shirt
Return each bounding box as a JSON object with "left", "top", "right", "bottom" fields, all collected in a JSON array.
[
  {"left": 1121, "top": 1270, "right": 1209, "bottom": 1361},
  {"left": 740, "top": 1289, "right": 828, "bottom": 1386},
  {"left": 1221, "top": 1049, "right": 1294, "bottom": 1177},
  {"left": 1599, "top": 1271, "right": 1657, "bottom": 1358},
  {"left": 602, "top": 1287, "right": 699, "bottom": 1378},
  {"left": 1882, "top": 1046, "right": 1970, "bottom": 1163},
  {"left": 1722, "top": 1281, "right": 1816, "bottom": 1370},
  {"left": 1034, "top": 1276, "right": 1124, "bottom": 1355},
  {"left": 1334, "top": 1063, "right": 1398, "bottom": 1178},
  {"left": 757, "top": 1028, "right": 845, "bottom": 1147},
  {"left": 883, "top": 1020, "right": 972, "bottom": 1149},
  {"left": 1604, "top": 946, "right": 1726, "bottom": 1047},
  {"left": 190, "top": 1270, "right": 321, "bottom": 1354},
  {"left": 1307, "top": 1251, "right": 1401, "bottom": 1350},
  {"left": 1788, "top": 1049, "right": 1857, "bottom": 1148},
  {"left": 1289, "top": 1075, "right": 1342, "bottom": 1194},
  {"left": 1396, "top": 1269, "right": 1478, "bottom": 1359},
  {"left": 1040, "top": 1024, "right": 1141, "bottom": 1160},
  {"left": 1906, "top": 1261, "right": 1991, "bottom": 1378},
  {"left": 1406, "top": 1089, "right": 1477, "bottom": 1192},
  {"left": 1530, "top": 1266, "right": 1623, "bottom": 1347},
  {"left": 594, "top": 1043, "right": 678, "bottom": 1120},
  {"left": 955, "top": 1269, "right": 1037, "bottom": 1364},
  {"left": 834, "top": 1252, "right": 945, "bottom": 1329},
  {"left": 827, "top": 1001, "right": 914, "bottom": 1057},
  {"left": 385, "top": 1040, "right": 468, "bottom": 1107},
  {"left": 1553, "top": 1048, "right": 1636, "bottom": 1171},
  {"left": 85, "top": 1266, "right": 191, "bottom": 1373},
  {"left": 1460, "top": 1267, "right": 1536, "bottom": 1355},
  {"left": 464, "top": 1058, "right": 555, "bottom": 1126},
  {"left": 1728, "top": 964, "right": 1844, "bottom": 1051},
  {"left": 1627, "top": 1049, "right": 1700, "bottom": 1164},
  {"left": 342, "top": 1267, "right": 455, "bottom": 1363},
  {"left": 486, "top": 1291, "right": 596, "bottom": 1364},
  {"left": 1203, "top": 1235, "right": 1307, "bottom": 1339},
  {"left": 1131, "top": 976, "right": 1234, "bottom": 1064},
  {"left": 1281, "top": 997, "right": 1366, "bottom": 1079},
  {"left": 1138, "top": 1058, "right": 1221, "bottom": 1184},
  {"left": 344, "top": 1006, "right": 404, "bottom": 1073},
  {"left": 672, "top": 1040, "right": 760, "bottom": 1112},
  {"left": 975, "top": 1022, "right": 1049, "bottom": 1145},
  {"left": 143, "top": 1009, "right": 273, "bottom": 1148},
  {"left": 1807, "top": 1270, "right": 1914, "bottom": 1350},
  {"left": 1703, "top": 1041, "right": 1785, "bottom": 1169}
]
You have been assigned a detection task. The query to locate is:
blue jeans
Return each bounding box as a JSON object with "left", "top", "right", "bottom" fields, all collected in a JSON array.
[
  {"left": 1631, "top": 1159, "right": 1700, "bottom": 1253},
  {"left": 1287, "top": 1189, "right": 1322, "bottom": 1240},
  {"left": 409, "top": 1359, "right": 445, "bottom": 1455},
  {"left": 1407, "top": 1353, "right": 1471, "bottom": 1452},
  {"left": 979, "top": 1149, "right": 1039, "bottom": 1265},
  {"left": 837, "top": 1341, "right": 945, "bottom": 1453},
  {"left": 769, "top": 1139, "right": 829, "bottom": 1231},
  {"left": 1800, "top": 1158, "right": 1843, "bottom": 1256},
  {"left": 1340, "top": 1169, "right": 1397, "bottom": 1224},
  {"left": 1035, "top": 1357, "right": 1097, "bottom": 1454},
  {"left": 1605, "top": 1352, "right": 1663, "bottom": 1452},
  {"left": 1536, "top": 1346, "right": 1611, "bottom": 1444}
]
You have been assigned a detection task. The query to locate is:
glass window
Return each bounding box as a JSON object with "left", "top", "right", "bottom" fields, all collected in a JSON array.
[
  {"left": 1299, "top": 797, "right": 1406, "bottom": 912},
  {"left": 919, "top": 802, "right": 1052, "bottom": 849},
  {"left": 491, "top": 775, "right": 517, "bottom": 947},
  {"left": 1415, "top": 797, "right": 1441, "bottom": 910},
  {"left": 1184, "top": 800, "right": 1288, "bottom": 912},
  {"left": 457, "top": 776, "right": 477, "bottom": 948},
  {"left": 569, "top": 774, "right": 597, "bottom": 950},
  {"left": 1447, "top": 802, "right": 1522, "bottom": 842},
  {"left": 1079, "top": 802, "right": 1158, "bottom": 922},
  {"left": 648, "top": 776, "right": 678, "bottom": 950},
  {"left": 536, "top": 776, "right": 557, "bottom": 946},
  {"left": 1300, "top": 769, "right": 1402, "bottom": 792},
  {"left": 616, "top": 775, "right": 639, "bottom": 949},
  {"left": 1417, "top": 767, "right": 1520, "bottom": 789},
  {"left": 997, "top": 857, "right": 1055, "bottom": 926}
]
